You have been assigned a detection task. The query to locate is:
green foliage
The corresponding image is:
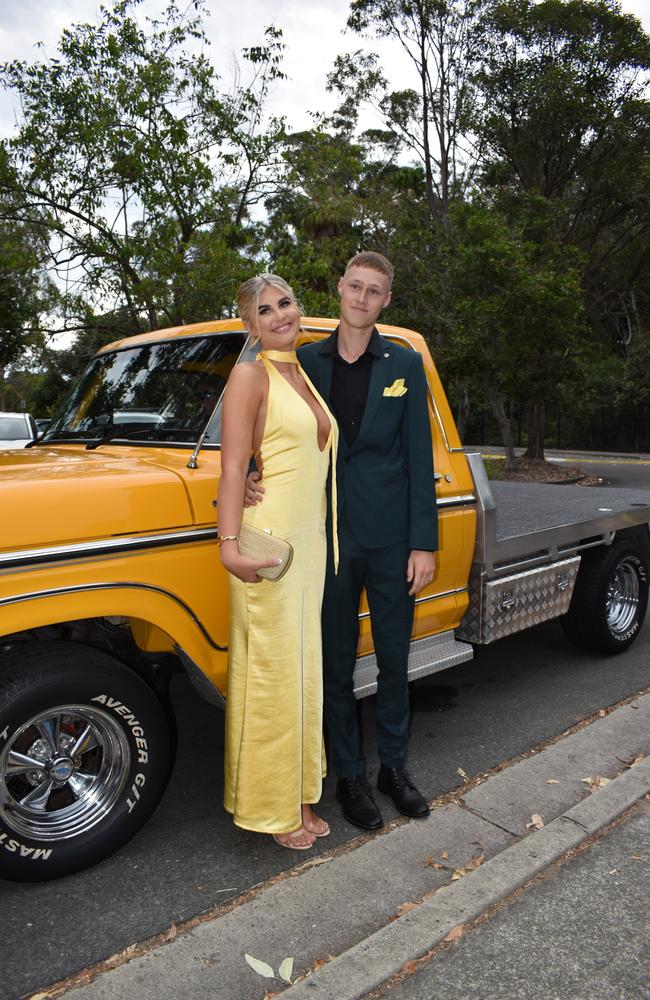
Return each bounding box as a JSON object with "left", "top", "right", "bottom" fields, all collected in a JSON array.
[
  {"left": 329, "top": 0, "right": 488, "bottom": 223},
  {"left": 0, "top": 145, "right": 55, "bottom": 370},
  {"left": 439, "top": 196, "right": 585, "bottom": 409},
  {"left": 1, "top": 0, "right": 648, "bottom": 456},
  {"left": 1, "top": 0, "right": 286, "bottom": 337}
]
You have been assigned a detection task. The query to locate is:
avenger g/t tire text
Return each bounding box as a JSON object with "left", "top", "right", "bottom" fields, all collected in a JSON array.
[{"left": 0, "top": 642, "right": 172, "bottom": 882}]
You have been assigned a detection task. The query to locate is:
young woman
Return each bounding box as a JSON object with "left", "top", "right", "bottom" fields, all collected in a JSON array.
[{"left": 217, "top": 274, "right": 338, "bottom": 850}]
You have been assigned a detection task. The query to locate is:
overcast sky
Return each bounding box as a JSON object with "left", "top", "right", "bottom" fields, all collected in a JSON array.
[
  {"left": 1, "top": 0, "right": 648, "bottom": 141},
  {"left": 0, "top": 0, "right": 407, "bottom": 139}
]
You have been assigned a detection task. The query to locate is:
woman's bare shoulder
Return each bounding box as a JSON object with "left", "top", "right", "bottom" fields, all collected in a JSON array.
[
  {"left": 229, "top": 361, "right": 266, "bottom": 382},
  {"left": 226, "top": 360, "right": 266, "bottom": 388}
]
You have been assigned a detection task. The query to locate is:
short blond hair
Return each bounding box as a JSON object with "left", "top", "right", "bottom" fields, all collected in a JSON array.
[
  {"left": 344, "top": 251, "right": 394, "bottom": 288},
  {"left": 236, "top": 273, "right": 299, "bottom": 342}
]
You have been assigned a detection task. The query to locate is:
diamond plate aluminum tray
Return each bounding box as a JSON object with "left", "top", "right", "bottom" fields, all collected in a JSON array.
[{"left": 457, "top": 556, "right": 581, "bottom": 644}]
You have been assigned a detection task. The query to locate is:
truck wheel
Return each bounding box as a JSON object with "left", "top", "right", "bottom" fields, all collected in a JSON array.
[
  {"left": 0, "top": 642, "right": 173, "bottom": 882},
  {"left": 561, "top": 536, "right": 649, "bottom": 654}
]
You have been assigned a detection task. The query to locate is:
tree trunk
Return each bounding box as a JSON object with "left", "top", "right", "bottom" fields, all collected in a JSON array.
[
  {"left": 491, "top": 394, "right": 517, "bottom": 470},
  {"left": 524, "top": 399, "right": 546, "bottom": 460}
]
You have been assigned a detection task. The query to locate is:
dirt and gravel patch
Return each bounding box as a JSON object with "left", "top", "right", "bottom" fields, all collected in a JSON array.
[{"left": 484, "top": 456, "right": 605, "bottom": 486}]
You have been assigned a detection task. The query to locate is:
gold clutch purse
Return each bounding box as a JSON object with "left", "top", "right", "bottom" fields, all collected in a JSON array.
[{"left": 237, "top": 523, "right": 294, "bottom": 581}]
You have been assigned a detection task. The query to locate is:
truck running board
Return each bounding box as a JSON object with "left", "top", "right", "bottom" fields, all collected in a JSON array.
[{"left": 353, "top": 630, "right": 474, "bottom": 699}]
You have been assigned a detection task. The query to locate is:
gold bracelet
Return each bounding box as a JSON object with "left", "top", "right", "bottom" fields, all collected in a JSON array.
[{"left": 217, "top": 534, "right": 239, "bottom": 547}]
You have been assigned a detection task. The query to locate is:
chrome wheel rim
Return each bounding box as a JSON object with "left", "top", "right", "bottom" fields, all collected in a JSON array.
[
  {"left": 606, "top": 558, "right": 640, "bottom": 636},
  {"left": 0, "top": 705, "right": 130, "bottom": 841}
]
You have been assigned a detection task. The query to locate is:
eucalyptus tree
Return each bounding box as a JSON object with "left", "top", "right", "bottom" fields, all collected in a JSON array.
[
  {"left": 328, "top": 0, "right": 487, "bottom": 227},
  {"left": 0, "top": 145, "right": 56, "bottom": 407},
  {"left": 473, "top": 0, "right": 650, "bottom": 456},
  {"left": 1, "top": 0, "right": 286, "bottom": 338}
]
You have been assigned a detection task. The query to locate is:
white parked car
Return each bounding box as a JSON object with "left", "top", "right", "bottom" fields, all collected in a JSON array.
[{"left": 0, "top": 412, "right": 38, "bottom": 448}]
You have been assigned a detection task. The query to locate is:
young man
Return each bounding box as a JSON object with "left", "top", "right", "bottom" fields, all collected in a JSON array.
[{"left": 248, "top": 252, "right": 438, "bottom": 830}]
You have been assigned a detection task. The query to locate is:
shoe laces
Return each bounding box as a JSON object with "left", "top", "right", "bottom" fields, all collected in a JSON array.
[
  {"left": 389, "top": 767, "right": 414, "bottom": 789},
  {"left": 345, "top": 775, "right": 371, "bottom": 795}
]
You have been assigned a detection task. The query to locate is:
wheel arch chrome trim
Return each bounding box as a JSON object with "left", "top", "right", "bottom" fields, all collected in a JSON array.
[{"left": 0, "top": 581, "right": 228, "bottom": 652}]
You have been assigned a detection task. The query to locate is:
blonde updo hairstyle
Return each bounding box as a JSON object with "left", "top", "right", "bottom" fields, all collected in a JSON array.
[{"left": 236, "top": 273, "right": 300, "bottom": 344}]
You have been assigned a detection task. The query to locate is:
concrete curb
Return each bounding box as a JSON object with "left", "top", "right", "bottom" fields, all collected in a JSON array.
[
  {"left": 42, "top": 694, "right": 650, "bottom": 1000},
  {"left": 282, "top": 759, "right": 650, "bottom": 1000}
]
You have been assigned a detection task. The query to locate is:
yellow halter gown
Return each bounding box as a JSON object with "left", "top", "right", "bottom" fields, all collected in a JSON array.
[{"left": 224, "top": 350, "right": 338, "bottom": 834}]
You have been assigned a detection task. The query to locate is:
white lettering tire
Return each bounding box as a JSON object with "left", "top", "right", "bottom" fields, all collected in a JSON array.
[
  {"left": 561, "top": 532, "right": 650, "bottom": 654},
  {"left": 0, "top": 642, "right": 172, "bottom": 882}
]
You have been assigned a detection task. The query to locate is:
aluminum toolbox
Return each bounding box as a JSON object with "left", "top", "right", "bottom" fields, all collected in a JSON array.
[{"left": 457, "top": 556, "right": 581, "bottom": 644}]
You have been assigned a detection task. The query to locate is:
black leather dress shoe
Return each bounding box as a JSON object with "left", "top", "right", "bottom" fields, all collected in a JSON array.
[
  {"left": 336, "top": 776, "right": 383, "bottom": 831},
  {"left": 377, "top": 766, "right": 430, "bottom": 818}
]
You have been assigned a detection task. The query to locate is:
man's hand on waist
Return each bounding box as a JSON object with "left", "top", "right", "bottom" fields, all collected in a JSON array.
[{"left": 244, "top": 470, "right": 265, "bottom": 508}]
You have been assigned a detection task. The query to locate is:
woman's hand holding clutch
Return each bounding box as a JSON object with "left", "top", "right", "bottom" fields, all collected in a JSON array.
[{"left": 219, "top": 542, "right": 282, "bottom": 583}]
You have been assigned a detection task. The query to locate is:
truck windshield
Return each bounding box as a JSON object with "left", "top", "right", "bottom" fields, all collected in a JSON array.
[{"left": 44, "top": 332, "right": 248, "bottom": 447}]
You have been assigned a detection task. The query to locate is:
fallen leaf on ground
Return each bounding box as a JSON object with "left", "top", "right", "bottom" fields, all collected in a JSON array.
[
  {"left": 402, "top": 960, "right": 420, "bottom": 974},
  {"left": 278, "top": 957, "right": 294, "bottom": 983},
  {"left": 627, "top": 855, "right": 646, "bottom": 862},
  {"left": 457, "top": 767, "right": 469, "bottom": 781},
  {"left": 245, "top": 954, "right": 275, "bottom": 978},
  {"left": 608, "top": 869, "right": 618, "bottom": 876},
  {"left": 526, "top": 814, "right": 544, "bottom": 831},
  {"left": 599, "top": 709, "right": 606, "bottom": 717},
  {"left": 441, "top": 850, "right": 449, "bottom": 860},
  {"left": 546, "top": 779, "right": 560, "bottom": 784},
  {"left": 163, "top": 921, "right": 177, "bottom": 942},
  {"left": 451, "top": 855, "right": 484, "bottom": 880},
  {"left": 396, "top": 901, "right": 418, "bottom": 916},
  {"left": 443, "top": 924, "right": 464, "bottom": 943},
  {"left": 618, "top": 752, "right": 646, "bottom": 768},
  {"left": 424, "top": 855, "right": 448, "bottom": 870},
  {"left": 581, "top": 774, "right": 611, "bottom": 790}
]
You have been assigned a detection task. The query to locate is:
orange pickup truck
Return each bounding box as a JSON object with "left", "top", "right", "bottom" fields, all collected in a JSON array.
[{"left": 1, "top": 317, "right": 648, "bottom": 881}]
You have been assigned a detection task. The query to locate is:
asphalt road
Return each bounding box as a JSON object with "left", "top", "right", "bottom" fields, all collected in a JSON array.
[
  {"left": 3, "top": 618, "right": 650, "bottom": 1000},
  {"left": 473, "top": 447, "right": 650, "bottom": 490},
  {"left": 547, "top": 452, "right": 650, "bottom": 489},
  {"left": 375, "top": 800, "right": 650, "bottom": 1000}
]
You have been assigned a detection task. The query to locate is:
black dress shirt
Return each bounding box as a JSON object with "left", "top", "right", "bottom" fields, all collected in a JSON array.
[{"left": 322, "top": 328, "right": 382, "bottom": 447}]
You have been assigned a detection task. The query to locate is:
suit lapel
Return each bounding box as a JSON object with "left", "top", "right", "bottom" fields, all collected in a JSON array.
[
  {"left": 318, "top": 347, "right": 334, "bottom": 402},
  {"left": 352, "top": 339, "right": 394, "bottom": 453},
  {"left": 311, "top": 335, "right": 348, "bottom": 454}
]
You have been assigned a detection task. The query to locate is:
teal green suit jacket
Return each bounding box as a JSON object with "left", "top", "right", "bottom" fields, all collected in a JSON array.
[{"left": 298, "top": 331, "right": 438, "bottom": 551}]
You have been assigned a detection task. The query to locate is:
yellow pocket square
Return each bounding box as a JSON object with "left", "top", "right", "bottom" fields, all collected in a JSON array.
[{"left": 383, "top": 378, "right": 408, "bottom": 397}]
